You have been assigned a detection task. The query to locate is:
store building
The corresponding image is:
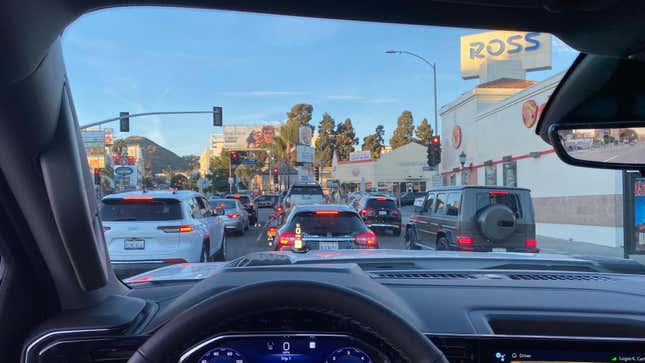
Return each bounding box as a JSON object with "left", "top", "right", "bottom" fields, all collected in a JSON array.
[
  {"left": 331, "top": 143, "right": 437, "bottom": 195},
  {"left": 439, "top": 31, "right": 624, "bottom": 247}
]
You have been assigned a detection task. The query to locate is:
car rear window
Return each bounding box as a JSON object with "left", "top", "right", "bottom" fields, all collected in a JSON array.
[
  {"left": 210, "top": 200, "right": 236, "bottom": 209},
  {"left": 290, "top": 186, "right": 323, "bottom": 195},
  {"left": 476, "top": 192, "right": 522, "bottom": 218},
  {"left": 287, "top": 211, "right": 367, "bottom": 236},
  {"left": 365, "top": 199, "right": 397, "bottom": 209},
  {"left": 100, "top": 198, "right": 183, "bottom": 221},
  {"left": 227, "top": 195, "right": 250, "bottom": 204}
]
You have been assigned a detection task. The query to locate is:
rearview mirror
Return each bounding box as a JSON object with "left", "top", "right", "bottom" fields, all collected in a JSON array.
[{"left": 550, "top": 123, "right": 645, "bottom": 169}]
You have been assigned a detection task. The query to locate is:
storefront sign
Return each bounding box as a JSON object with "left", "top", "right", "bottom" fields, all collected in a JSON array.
[
  {"left": 349, "top": 150, "right": 371, "bottom": 161},
  {"left": 522, "top": 100, "right": 539, "bottom": 128},
  {"left": 460, "top": 31, "right": 552, "bottom": 79},
  {"left": 452, "top": 125, "right": 462, "bottom": 149},
  {"left": 81, "top": 130, "right": 106, "bottom": 148},
  {"left": 223, "top": 125, "right": 277, "bottom": 149}
]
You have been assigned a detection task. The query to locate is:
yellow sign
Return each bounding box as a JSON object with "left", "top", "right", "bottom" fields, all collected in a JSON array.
[{"left": 460, "top": 31, "right": 552, "bottom": 79}]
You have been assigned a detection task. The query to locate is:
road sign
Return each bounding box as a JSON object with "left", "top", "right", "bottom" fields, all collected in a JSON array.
[
  {"left": 213, "top": 106, "right": 223, "bottom": 126},
  {"left": 241, "top": 159, "right": 256, "bottom": 165}
]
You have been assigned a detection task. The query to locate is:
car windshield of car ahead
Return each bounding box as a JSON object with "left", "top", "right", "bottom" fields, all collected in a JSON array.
[{"left": 64, "top": 7, "right": 645, "bottom": 281}]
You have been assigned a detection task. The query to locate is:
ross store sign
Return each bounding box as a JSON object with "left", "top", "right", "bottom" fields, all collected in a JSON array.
[
  {"left": 349, "top": 150, "right": 371, "bottom": 161},
  {"left": 460, "top": 31, "right": 552, "bottom": 79}
]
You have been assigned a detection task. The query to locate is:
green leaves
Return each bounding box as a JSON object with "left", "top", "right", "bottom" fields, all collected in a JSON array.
[
  {"left": 415, "top": 118, "right": 433, "bottom": 146},
  {"left": 389, "top": 110, "right": 415, "bottom": 150},
  {"left": 362, "top": 124, "right": 385, "bottom": 159}
]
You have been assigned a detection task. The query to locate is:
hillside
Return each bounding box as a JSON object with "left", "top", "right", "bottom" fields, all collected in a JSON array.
[{"left": 124, "top": 136, "right": 189, "bottom": 174}]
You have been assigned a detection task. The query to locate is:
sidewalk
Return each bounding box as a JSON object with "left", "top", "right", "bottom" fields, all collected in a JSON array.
[{"left": 537, "top": 235, "right": 624, "bottom": 258}]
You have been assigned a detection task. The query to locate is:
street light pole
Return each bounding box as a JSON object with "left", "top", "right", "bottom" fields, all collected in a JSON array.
[{"left": 385, "top": 50, "right": 438, "bottom": 136}]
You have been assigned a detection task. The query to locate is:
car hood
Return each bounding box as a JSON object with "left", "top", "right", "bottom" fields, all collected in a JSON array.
[{"left": 123, "top": 249, "right": 645, "bottom": 284}]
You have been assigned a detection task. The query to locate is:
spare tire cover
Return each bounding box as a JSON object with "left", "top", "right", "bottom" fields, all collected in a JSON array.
[{"left": 477, "top": 204, "right": 517, "bottom": 241}]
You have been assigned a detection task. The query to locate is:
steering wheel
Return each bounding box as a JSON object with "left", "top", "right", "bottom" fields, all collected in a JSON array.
[{"left": 128, "top": 280, "right": 448, "bottom": 363}]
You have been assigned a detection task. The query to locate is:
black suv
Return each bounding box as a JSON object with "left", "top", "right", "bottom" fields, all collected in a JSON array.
[
  {"left": 398, "top": 191, "right": 426, "bottom": 206},
  {"left": 405, "top": 186, "right": 537, "bottom": 252},
  {"left": 354, "top": 196, "right": 402, "bottom": 236},
  {"left": 226, "top": 194, "right": 257, "bottom": 224}
]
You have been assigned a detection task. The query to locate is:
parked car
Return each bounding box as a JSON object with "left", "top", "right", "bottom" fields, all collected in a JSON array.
[
  {"left": 209, "top": 198, "right": 249, "bottom": 235},
  {"left": 275, "top": 204, "right": 377, "bottom": 251},
  {"left": 254, "top": 194, "right": 279, "bottom": 208},
  {"left": 405, "top": 186, "right": 537, "bottom": 252},
  {"left": 284, "top": 182, "right": 325, "bottom": 208},
  {"left": 354, "top": 196, "right": 402, "bottom": 236},
  {"left": 399, "top": 191, "right": 426, "bottom": 206},
  {"left": 101, "top": 190, "right": 226, "bottom": 277},
  {"left": 226, "top": 194, "right": 257, "bottom": 224}
]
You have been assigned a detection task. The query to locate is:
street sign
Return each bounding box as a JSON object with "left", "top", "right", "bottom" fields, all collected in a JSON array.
[
  {"left": 422, "top": 166, "right": 436, "bottom": 171},
  {"left": 213, "top": 106, "right": 223, "bottom": 126},
  {"left": 241, "top": 159, "right": 256, "bottom": 165}
]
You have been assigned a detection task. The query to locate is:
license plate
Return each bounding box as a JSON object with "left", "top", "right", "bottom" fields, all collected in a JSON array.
[
  {"left": 124, "top": 239, "right": 145, "bottom": 250},
  {"left": 319, "top": 242, "right": 338, "bottom": 250},
  {"left": 378, "top": 210, "right": 387, "bottom": 216},
  {"left": 492, "top": 248, "right": 507, "bottom": 252}
]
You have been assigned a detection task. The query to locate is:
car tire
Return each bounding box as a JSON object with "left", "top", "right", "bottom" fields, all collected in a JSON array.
[
  {"left": 437, "top": 236, "right": 450, "bottom": 250},
  {"left": 393, "top": 227, "right": 402, "bottom": 237},
  {"left": 405, "top": 228, "right": 419, "bottom": 250},
  {"left": 199, "top": 241, "right": 209, "bottom": 262},
  {"left": 213, "top": 236, "right": 227, "bottom": 261}
]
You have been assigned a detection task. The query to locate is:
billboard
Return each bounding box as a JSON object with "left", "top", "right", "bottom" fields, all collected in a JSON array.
[
  {"left": 296, "top": 145, "right": 314, "bottom": 163},
  {"left": 460, "top": 31, "right": 552, "bottom": 79},
  {"left": 223, "top": 125, "right": 278, "bottom": 149},
  {"left": 349, "top": 150, "right": 371, "bottom": 161},
  {"left": 81, "top": 130, "right": 106, "bottom": 148}
]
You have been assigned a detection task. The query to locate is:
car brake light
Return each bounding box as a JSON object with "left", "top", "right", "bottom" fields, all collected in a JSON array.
[
  {"left": 278, "top": 232, "right": 296, "bottom": 246},
  {"left": 231, "top": 195, "right": 241, "bottom": 199},
  {"left": 361, "top": 209, "right": 375, "bottom": 216},
  {"left": 122, "top": 196, "right": 153, "bottom": 201},
  {"left": 355, "top": 231, "right": 377, "bottom": 246},
  {"left": 227, "top": 213, "right": 240, "bottom": 218},
  {"left": 315, "top": 210, "right": 339, "bottom": 215},
  {"left": 376, "top": 197, "right": 387, "bottom": 201},
  {"left": 162, "top": 258, "right": 187, "bottom": 264},
  {"left": 277, "top": 205, "right": 284, "bottom": 212},
  {"left": 525, "top": 239, "right": 537, "bottom": 248},
  {"left": 488, "top": 191, "right": 509, "bottom": 195},
  {"left": 158, "top": 225, "right": 194, "bottom": 233},
  {"left": 456, "top": 236, "right": 473, "bottom": 245},
  {"left": 268, "top": 226, "right": 277, "bottom": 233}
]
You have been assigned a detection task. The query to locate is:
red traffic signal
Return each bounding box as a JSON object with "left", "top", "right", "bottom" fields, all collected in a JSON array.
[
  {"left": 93, "top": 168, "right": 101, "bottom": 185},
  {"left": 431, "top": 136, "right": 441, "bottom": 144},
  {"left": 273, "top": 167, "right": 279, "bottom": 174},
  {"left": 231, "top": 152, "right": 238, "bottom": 158}
]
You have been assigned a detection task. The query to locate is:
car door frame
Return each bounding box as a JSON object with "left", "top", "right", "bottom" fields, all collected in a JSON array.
[
  {"left": 196, "top": 196, "right": 223, "bottom": 255},
  {"left": 414, "top": 192, "right": 436, "bottom": 248},
  {"left": 432, "top": 191, "right": 461, "bottom": 246}
]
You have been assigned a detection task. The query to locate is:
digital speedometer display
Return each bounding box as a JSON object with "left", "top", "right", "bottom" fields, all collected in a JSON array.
[{"left": 191, "top": 335, "right": 377, "bottom": 363}]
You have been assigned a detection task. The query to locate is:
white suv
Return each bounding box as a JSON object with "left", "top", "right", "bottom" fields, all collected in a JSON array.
[{"left": 100, "top": 190, "right": 226, "bottom": 277}]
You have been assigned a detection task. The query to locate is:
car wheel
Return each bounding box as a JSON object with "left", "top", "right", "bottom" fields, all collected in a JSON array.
[
  {"left": 199, "top": 241, "right": 209, "bottom": 262},
  {"left": 213, "top": 236, "right": 227, "bottom": 261},
  {"left": 393, "top": 227, "right": 402, "bottom": 237},
  {"left": 405, "top": 228, "right": 418, "bottom": 250},
  {"left": 437, "top": 236, "right": 450, "bottom": 250}
]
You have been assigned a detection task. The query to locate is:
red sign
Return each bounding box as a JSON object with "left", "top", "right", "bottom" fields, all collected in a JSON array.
[
  {"left": 127, "top": 156, "right": 136, "bottom": 165},
  {"left": 452, "top": 125, "right": 462, "bottom": 149},
  {"left": 635, "top": 181, "right": 645, "bottom": 196},
  {"left": 522, "top": 100, "right": 539, "bottom": 128}
]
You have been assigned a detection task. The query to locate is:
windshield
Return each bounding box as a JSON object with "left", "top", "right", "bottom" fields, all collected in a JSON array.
[
  {"left": 287, "top": 211, "right": 367, "bottom": 236},
  {"left": 64, "top": 7, "right": 645, "bottom": 279},
  {"left": 210, "top": 200, "right": 237, "bottom": 210}
]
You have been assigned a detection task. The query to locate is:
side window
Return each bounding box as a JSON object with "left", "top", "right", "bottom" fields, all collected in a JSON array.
[
  {"left": 434, "top": 193, "right": 447, "bottom": 215},
  {"left": 195, "top": 197, "right": 209, "bottom": 215},
  {"left": 446, "top": 193, "right": 461, "bottom": 216},
  {"left": 423, "top": 193, "right": 435, "bottom": 212},
  {"left": 188, "top": 198, "right": 202, "bottom": 218}
]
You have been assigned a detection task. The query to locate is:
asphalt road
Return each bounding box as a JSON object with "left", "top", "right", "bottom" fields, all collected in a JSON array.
[
  {"left": 225, "top": 208, "right": 408, "bottom": 260},
  {"left": 570, "top": 142, "right": 645, "bottom": 164}
]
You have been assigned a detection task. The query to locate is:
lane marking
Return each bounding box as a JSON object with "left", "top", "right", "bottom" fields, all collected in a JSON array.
[{"left": 603, "top": 155, "right": 619, "bottom": 162}]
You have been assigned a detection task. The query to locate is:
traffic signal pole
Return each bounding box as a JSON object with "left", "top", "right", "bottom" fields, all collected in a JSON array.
[{"left": 79, "top": 110, "right": 222, "bottom": 130}]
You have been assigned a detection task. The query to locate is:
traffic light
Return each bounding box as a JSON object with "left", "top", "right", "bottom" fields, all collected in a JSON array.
[
  {"left": 314, "top": 167, "right": 320, "bottom": 181},
  {"left": 427, "top": 136, "right": 441, "bottom": 167},
  {"left": 230, "top": 152, "right": 239, "bottom": 165},
  {"left": 213, "top": 106, "right": 223, "bottom": 126},
  {"left": 273, "top": 167, "right": 279, "bottom": 184},
  {"left": 93, "top": 168, "right": 101, "bottom": 185},
  {"left": 119, "top": 112, "right": 130, "bottom": 132}
]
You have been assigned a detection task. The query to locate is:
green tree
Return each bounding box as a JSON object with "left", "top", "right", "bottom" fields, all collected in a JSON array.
[
  {"left": 389, "top": 110, "right": 415, "bottom": 149},
  {"left": 112, "top": 139, "right": 126, "bottom": 156},
  {"left": 207, "top": 150, "right": 232, "bottom": 193},
  {"left": 281, "top": 103, "right": 314, "bottom": 165},
  {"left": 362, "top": 124, "right": 385, "bottom": 159},
  {"left": 315, "top": 112, "right": 336, "bottom": 167},
  {"left": 415, "top": 118, "right": 433, "bottom": 146},
  {"left": 335, "top": 118, "right": 358, "bottom": 160}
]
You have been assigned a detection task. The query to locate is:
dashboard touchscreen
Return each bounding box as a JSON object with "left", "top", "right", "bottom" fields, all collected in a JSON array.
[{"left": 487, "top": 343, "right": 645, "bottom": 363}]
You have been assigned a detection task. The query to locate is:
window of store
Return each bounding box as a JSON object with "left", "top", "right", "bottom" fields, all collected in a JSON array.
[
  {"left": 503, "top": 161, "right": 517, "bottom": 187},
  {"left": 485, "top": 164, "right": 497, "bottom": 186},
  {"left": 449, "top": 174, "right": 456, "bottom": 185}
]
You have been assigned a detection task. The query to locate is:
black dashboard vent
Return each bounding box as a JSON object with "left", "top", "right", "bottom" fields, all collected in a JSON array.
[
  {"left": 429, "top": 337, "right": 477, "bottom": 363},
  {"left": 369, "top": 271, "right": 477, "bottom": 279},
  {"left": 508, "top": 273, "right": 613, "bottom": 281}
]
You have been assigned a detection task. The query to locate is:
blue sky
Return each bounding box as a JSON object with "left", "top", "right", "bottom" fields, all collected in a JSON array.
[{"left": 63, "top": 7, "right": 578, "bottom": 156}]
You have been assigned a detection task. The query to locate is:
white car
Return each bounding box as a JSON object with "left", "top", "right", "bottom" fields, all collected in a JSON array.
[{"left": 101, "top": 190, "right": 226, "bottom": 276}]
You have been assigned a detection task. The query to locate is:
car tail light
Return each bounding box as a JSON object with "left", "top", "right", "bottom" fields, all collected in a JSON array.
[
  {"left": 360, "top": 209, "right": 375, "bottom": 216},
  {"left": 391, "top": 209, "right": 401, "bottom": 216},
  {"left": 122, "top": 196, "right": 153, "bottom": 201},
  {"left": 315, "top": 210, "right": 339, "bottom": 215},
  {"left": 488, "top": 191, "right": 509, "bottom": 195},
  {"left": 158, "top": 225, "right": 194, "bottom": 233},
  {"left": 376, "top": 197, "right": 387, "bottom": 201},
  {"left": 456, "top": 236, "right": 473, "bottom": 245},
  {"left": 268, "top": 226, "right": 277, "bottom": 234},
  {"left": 278, "top": 232, "right": 296, "bottom": 246},
  {"left": 227, "top": 213, "right": 240, "bottom": 218},
  {"left": 276, "top": 205, "right": 284, "bottom": 213},
  {"left": 525, "top": 239, "right": 537, "bottom": 248},
  {"left": 162, "top": 258, "right": 187, "bottom": 264},
  {"left": 231, "top": 195, "right": 241, "bottom": 199},
  {"left": 355, "top": 231, "right": 377, "bottom": 247}
]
